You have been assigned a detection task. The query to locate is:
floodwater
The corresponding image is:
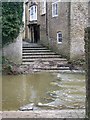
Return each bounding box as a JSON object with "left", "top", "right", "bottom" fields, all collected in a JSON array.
[{"left": 2, "top": 72, "right": 85, "bottom": 111}]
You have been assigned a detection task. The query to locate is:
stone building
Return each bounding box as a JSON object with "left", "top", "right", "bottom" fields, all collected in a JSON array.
[{"left": 24, "top": 0, "right": 88, "bottom": 61}]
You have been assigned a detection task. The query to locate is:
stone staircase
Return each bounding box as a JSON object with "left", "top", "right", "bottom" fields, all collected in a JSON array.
[{"left": 22, "top": 42, "right": 70, "bottom": 72}]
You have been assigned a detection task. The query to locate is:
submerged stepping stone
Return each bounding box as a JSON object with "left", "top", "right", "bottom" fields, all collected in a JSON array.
[{"left": 19, "top": 103, "right": 40, "bottom": 111}]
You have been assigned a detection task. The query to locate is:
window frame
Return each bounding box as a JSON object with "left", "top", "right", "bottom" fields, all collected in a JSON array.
[
  {"left": 29, "top": 5, "right": 37, "bottom": 21},
  {"left": 57, "top": 32, "right": 62, "bottom": 44},
  {"left": 40, "top": 0, "right": 46, "bottom": 15},
  {"left": 52, "top": 1, "right": 58, "bottom": 17}
]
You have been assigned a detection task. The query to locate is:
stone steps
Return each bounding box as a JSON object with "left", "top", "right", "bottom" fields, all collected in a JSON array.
[{"left": 22, "top": 42, "right": 69, "bottom": 71}]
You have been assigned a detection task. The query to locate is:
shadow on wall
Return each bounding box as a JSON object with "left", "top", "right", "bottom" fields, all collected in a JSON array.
[{"left": 3, "top": 34, "right": 22, "bottom": 64}]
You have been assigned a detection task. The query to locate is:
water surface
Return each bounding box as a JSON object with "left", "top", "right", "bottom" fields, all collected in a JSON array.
[{"left": 2, "top": 72, "right": 85, "bottom": 110}]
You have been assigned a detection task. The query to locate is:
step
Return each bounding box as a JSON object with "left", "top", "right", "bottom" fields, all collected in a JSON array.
[
  {"left": 22, "top": 52, "right": 57, "bottom": 55},
  {"left": 22, "top": 55, "right": 62, "bottom": 59},
  {"left": 23, "top": 48, "right": 47, "bottom": 50},
  {"left": 33, "top": 69, "right": 71, "bottom": 72},
  {"left": 33, "top": 67, "right": 69, "bottom": 70},
  {"left": 23, "top": 46, "right": 46, "bottom": 48},
  {"left": 22, "top": 61, "right": 68, "bottom": 65},
  {"left": 22, "top": 49, "right": 51, "bottom": 53},
  {"left": 22, "top": 58, "right": 67, "bottom": 62},
  {"left": 23, "top": 44, "right": 43, "bottom": 48}
]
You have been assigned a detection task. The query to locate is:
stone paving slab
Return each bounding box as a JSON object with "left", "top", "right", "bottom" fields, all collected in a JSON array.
[
  {"left": 1, "top": 110, "right": 86, "bottom": 118},
  {"left": 0, "top": 112, "right": 2, "bottom": 120}
]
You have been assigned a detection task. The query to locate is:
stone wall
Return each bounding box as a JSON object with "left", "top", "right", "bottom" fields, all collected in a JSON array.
[
  {"left": 38, "top": 2, "right": 48, "bottom": 46},
  {"left": 39, "top": 2, "right": 88, "bottom": 60},
  {"left": 3, "top": 33, "right": 22, "bottom": 64},
  {"left": 49, "top": 2, "right": 70, "bottom": 58},
  {"left": 40, "top": 2, "right": 70, "bottom": 59},
  {"left": 70, "top": 2, "right": 88, "bottom": 60}
]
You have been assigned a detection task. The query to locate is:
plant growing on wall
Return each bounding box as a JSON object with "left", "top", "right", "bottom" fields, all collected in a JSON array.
[{"left": 2, "top": 2, "right": 23, "bottom": 46}]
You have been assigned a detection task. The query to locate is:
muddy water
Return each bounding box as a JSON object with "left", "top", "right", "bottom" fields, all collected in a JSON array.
[{"left": 2, "top": 72, "right": 85, "bottom": 110}]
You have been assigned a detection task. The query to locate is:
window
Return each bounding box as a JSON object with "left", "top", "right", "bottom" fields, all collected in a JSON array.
[
  {"left": 31, "top": 7, "right": 33, "bottom": 16},
  {"left": 40, "top": 0, "right": 46, "bottom": 15},
  {"left": 57, "top": 32, "right": 62, "bottom": 43},
  {"left": 30, "top": 5, "right": 37, "bottom": 21},
  {"left": 52, "top": 1, "right": 58, "bottom": 17}
]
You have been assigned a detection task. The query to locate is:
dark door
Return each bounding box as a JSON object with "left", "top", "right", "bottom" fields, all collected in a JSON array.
[
  {"left": 31, "top": 27, "right": 33, "bottom": 43},
  {"left": 34, "top": 25, "right": 40, "bottom": 43}
]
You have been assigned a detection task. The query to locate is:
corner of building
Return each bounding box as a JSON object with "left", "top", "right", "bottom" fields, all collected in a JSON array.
[{"left": 70, "top": 2, "right": 88, "bottom": 61}]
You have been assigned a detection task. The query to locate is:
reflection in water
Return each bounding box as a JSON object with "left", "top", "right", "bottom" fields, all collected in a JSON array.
[{"left": 2, "top": 72, "right": 85, "bottom": 110}]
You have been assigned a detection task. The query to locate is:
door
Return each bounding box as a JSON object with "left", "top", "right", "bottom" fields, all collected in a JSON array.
[
  {"left": 31, "top": 27, "right": 33, "bottom": 43},
  {"left": 34, "top": 25, "right": 40, "bottom": 43}
]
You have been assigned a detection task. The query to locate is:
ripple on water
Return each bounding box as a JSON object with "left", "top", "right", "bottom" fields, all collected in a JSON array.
[{"left": 2, "top": 72, "right": 85, "bottom": 110}]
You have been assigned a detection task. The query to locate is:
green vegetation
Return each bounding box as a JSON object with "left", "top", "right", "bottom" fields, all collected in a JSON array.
[
  {"left": 2, "top": 2, "right": 23, "bottom": 46},
  {"left": 2, "top": 56, "right": 12, "bottom": 74}
]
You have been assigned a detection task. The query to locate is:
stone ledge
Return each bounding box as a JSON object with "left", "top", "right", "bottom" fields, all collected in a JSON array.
[{"left": 1, "top": 109, "right": 86, "bottom": 118}]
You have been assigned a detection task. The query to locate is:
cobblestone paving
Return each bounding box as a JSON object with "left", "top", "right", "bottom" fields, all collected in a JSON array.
[{"left": 1, "top": 109, "right": 86, "bottom": 118}]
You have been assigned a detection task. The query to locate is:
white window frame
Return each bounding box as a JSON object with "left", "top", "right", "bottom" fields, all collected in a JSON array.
[
  {"left": 30, "top": 5, "right": 37, "bottom": 21},
  {"left": 52, "top": 1, "right": 58, "bottom": 17},
  {"left": 57, "top": 32, "right": 62, "bottom": 44},
  {"left": 40, "top": 0, "right": 46, "bottom": 15}
]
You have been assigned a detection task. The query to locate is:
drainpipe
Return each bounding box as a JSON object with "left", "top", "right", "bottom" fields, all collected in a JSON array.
[
  {"left": 46, "top": 1, "right": 50, "bottom": 48},
  {"left": 68, "top": 1, "right": 71, "bottom": 60},
  {"left": 46, "top": 1, "right": 48, "bottom": 36}
]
